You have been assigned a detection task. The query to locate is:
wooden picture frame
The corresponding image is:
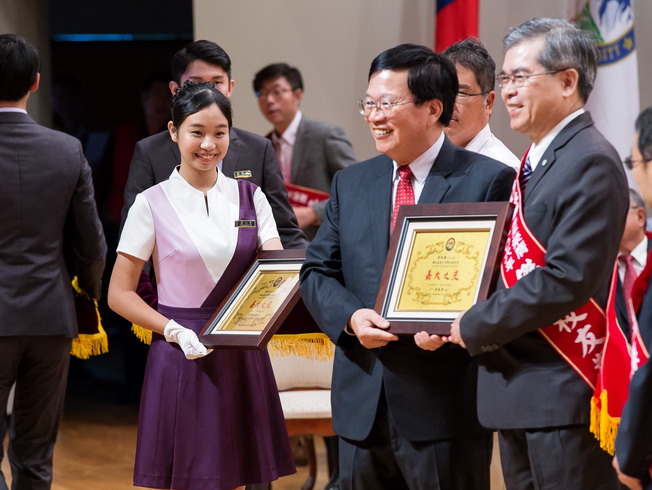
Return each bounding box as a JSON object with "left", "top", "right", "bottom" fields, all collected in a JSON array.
[
  {"left": 375, "top": 202, "right": 513, "bottom": 335},
  {"left": 200, "top": 250, "right": 305, "bottom": 349}
]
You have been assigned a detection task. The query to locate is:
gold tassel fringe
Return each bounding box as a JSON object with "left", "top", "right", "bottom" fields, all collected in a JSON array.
[
  {"left": 590, "top": 390, "right": 620, "bottom": 455},
  {"left": 268, "top": 333, "right": 334, "bottom": 360},
  {"left": 70, "top": 276, "right": 109, "bottom": 359},
  {"left": 71, "top": 324, "right": 109, "bottom": 359},
  {"left": 132, "top": 324, "right": 152, "bottom": 345}
]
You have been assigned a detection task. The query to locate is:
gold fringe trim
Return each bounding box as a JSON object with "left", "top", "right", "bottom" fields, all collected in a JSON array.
[
  {"left": 70, "top": 276, "right": 109, "bottom": 359},
  {"left": 132, "top": 324, "right": 152, "bottom": 345},
  {"left": 590, "top": 390, "right": 620, "bottom": 455},
  {"left": 268, "top": 333, "right": 334, "bottom": 360},
  {"left": 71, "top": 324, "right": 109, "bottom": 359}
]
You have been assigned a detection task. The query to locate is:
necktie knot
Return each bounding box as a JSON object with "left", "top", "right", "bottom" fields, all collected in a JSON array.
[
  {"left": 398, "top": 165, "right": 413, "bottom": 181},
  {"left": 519, "top": 156, "right": 533, "bottom": 190},
  {"left": 392, "top": 165, "right": 415, "bottom": 232}
]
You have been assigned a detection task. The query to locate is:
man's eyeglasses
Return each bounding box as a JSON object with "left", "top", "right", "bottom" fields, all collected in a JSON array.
[
  {"left": 255, "top": 88, "right": 294, "bottom": 99},
  {"left": 624, "top": 156, "right": 649, "bottom": 170},
  {"left": 456, "top": 91, "right": 489, "bottom": 103},
  {"left": 496, "top": 69, "right": 568, "bottom": 88},
  {"left": 357, "top": 98, "right": 415, "bottom": 117}
]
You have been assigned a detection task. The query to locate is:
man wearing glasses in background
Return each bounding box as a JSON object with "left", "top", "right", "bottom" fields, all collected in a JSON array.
[
  {"left": 300, "top": 43, "right": 514, "bottom": 489},
  {"left": 443, "top": 37, "right": 520, "bottom": 170},
  {"left": 253, "top": 63, "right": 357, "bottom": 240},
  {"left": 436, "top": 18, "right": 628, "bottom": 489}
]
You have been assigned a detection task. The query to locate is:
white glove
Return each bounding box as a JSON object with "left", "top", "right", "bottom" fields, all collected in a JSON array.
[{"left": 163, "top": 320, "right": 213, "bottom": 360}]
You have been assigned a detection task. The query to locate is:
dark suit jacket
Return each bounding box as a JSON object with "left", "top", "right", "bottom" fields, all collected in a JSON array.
[
  {"left": 461, "top": 112, "right": 629, "bottom": 429},
  {"left": 616, "top": 235, "right": 652, "bottom": 481},
  {"left": 300, "top": 136, "right": 515, "bottom": 442},
  {"left": 268, "top": 117, "right": 356, "bottom": 240},
  {"left": 0, "top": 111, "right": 106, "bottom": 337},
  {"left": 122, "top": 127, "right": 307, "bottom": 248}
]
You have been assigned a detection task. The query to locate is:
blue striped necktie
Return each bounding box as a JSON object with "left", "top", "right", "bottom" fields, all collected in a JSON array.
[{"left": 520, "top": 157, "right": 533, "bottom": 190}]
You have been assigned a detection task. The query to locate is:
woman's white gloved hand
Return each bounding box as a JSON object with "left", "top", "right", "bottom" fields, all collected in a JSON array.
[{"left": 163, "top": 319, "right": 213, "bottom": 359}]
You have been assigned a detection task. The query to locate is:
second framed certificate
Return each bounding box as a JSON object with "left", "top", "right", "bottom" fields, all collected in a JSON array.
[
  {"left": 375, "top": 202, "right": 513, "bottom": 335},
  {"left": 199, "top": 250, "right": 305, "bottom": 349}
]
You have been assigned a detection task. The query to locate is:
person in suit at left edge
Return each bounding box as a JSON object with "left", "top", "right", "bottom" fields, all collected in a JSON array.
[
  {"left": 0, "top": 34, "right": 106, "bottom": 489},
  {"left": 300, "top": 43, "right": 515, "bottom": 489}
]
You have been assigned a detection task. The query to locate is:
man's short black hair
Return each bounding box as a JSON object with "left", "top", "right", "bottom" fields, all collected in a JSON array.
[
  {"left": 368, "top": 43, "right": 458, "bottom": 126},
  {"left": 252, "top": 63, "right": 303, "bottom": 94},
  {"left": 170, "top": 40, "right": 231, "bottom": 84},
  {"left": 0, "top": 34, "right": 39, "bottom": 102}
]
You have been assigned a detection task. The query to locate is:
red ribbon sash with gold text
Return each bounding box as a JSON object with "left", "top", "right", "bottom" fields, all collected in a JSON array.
[{"left": 500, "top": 154, "right": 606, "bottom": 389}]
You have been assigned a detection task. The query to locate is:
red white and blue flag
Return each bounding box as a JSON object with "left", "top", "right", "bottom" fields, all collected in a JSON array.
[{"left": 435, "top": 0, "right": 479, "bottom": 52}]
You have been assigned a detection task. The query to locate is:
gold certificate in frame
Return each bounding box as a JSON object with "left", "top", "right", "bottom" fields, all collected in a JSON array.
[
  {"left": 375, "top": 202, "right": 513, "bottom": 335},
  {"left": 199, "top": 250, "right": 305, "bottom": 349}
]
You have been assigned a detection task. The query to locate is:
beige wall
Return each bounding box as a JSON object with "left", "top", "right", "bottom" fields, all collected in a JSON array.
[
  {"left": 0, "top": 0, "right": 52, "bottom": 125},
  {"left": 194, "top": 0, "right": 652, "bottom": 162}
]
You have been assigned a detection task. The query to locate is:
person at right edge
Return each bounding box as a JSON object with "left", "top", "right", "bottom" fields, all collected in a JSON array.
[
  {"left": 613, "top": 108, "right": 652, "bottom": 490},
  {"left": 417, "top": 18, "right": 629, "bottom": 490}
]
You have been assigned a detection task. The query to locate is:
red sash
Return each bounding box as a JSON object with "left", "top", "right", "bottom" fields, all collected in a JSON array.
[
  {"left": 502, "top": 153, "right": 650, "bottom": 454},
  {"left": 501, "top": 153, "right": 607, "bottom": 389}
]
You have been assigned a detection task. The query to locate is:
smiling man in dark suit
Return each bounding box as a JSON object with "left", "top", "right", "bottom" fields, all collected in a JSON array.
[
  {"left": 0, "top": 34, "right": 106, "bottom": 489},
  {"left": 441, "top": 18, "right": 629, "bottom": 489},
  {"left": 300, "top": 43, "right": 515, "bottom": 489},
  {"left": 122, "top": 40, "right": 306, "bottom": 248}
]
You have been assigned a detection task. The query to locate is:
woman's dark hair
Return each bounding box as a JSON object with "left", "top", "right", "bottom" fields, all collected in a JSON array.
[{"left": 170, "top": 81, "right": 233, "bottom": 129}]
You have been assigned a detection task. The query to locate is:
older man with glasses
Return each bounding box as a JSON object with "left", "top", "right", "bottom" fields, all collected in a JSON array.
[
  {"left": 440, "top": 18, "right": 629, "bottom": 489},
  {"left": 443, "top": 37, "right": 520, "bottom": 170},
  {"left": 300, "top": 43, "right": 514, "bottom": 489}
]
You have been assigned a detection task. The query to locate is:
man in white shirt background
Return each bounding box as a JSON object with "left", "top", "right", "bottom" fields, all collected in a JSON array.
[{"left": 443, "top": 37, "right": 520, "bottom": 170}]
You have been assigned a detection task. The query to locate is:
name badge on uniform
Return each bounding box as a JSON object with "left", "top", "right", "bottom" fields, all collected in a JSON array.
[
  {"left": 233, "top": 170, "right": 252, "bottom": 179},
  {"left": 235, "top": 220, "right": 256, "bottom": 228}
]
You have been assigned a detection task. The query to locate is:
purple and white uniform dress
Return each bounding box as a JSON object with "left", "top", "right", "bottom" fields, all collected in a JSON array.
[{"left": 118, "top": 169, "right": 295, "bottom": 490}]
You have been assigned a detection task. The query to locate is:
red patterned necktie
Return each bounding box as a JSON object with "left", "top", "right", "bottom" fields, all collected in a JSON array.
[{"left": 392, "top": 165, "right": 414, "bottom": 231}]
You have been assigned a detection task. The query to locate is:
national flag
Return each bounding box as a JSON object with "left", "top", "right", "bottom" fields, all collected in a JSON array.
[
  {"left": 568, "top": 0, "right": 640, "bottom": 161},
  {"left": 435, "top": 0, "right": 479, "bottom": 52}
]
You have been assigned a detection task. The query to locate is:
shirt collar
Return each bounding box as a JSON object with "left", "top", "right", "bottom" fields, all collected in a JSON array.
[
  {"left": 170, "top": 166, "right": 222, "bottom": 194},
  {"left": 527, "top": 108, "right": 585, "bottom": 169},
  {"left": 630, "top": 235, "right": 649, "bottom": 269},
  {"left": 273, "top": 110, "right": 302, "bottom": 146},
  {"left": 392, "top": 131, "right": 445, "bottom": 184},
  {"left": 464, "top": 124, "right": 491, "bottom": 153},
  {"left": 0, "top": 107, "right": 27, "bottom": 114}
]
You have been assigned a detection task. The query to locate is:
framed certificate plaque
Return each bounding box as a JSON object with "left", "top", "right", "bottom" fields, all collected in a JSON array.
[
  {"left": 200, "top": 250, "right": 305, "bottom": 349},
  {"left": 375, "top": 202, "right": 513, "bottom": 335}
]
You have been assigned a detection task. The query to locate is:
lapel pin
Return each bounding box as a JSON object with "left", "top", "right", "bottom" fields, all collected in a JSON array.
[
  {"left": 541, "top": 159, "right": 548, "bottom": 167},
  {"left": 233, "top": 170, "right": 252, "bottom": 179}
]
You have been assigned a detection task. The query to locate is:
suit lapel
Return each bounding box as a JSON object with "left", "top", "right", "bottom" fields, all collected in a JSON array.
[
  {"left": 291, "top": 118, "right": 308, "bottom": 183},
  {"left": 419, "top": 137, "right": 458, "bottom": 203},
  {"left": 524, "top": 112, "right": 593, "bottom": 200},
  {"left": 222, "top": 127, "right": 239, "bottom": 175},
  {"left": 367, "top": 156, "right": 393, "bottom": 263}
]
